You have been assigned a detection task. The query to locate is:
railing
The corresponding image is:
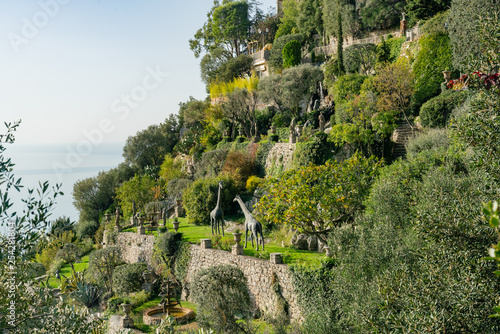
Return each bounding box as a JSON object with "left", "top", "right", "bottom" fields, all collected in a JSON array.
[
  {"left": 312, "top": 30, "right": 402, "bottom": 56},
  {"left": 251, "top": 50, "right": 270, "bottom": 61}
]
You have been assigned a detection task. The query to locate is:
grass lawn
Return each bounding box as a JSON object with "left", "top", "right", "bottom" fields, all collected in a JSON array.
[
  {"left": 174, "top": 219, "right": 325, "bottom": 266},
  {"left": 47, "top": 255, "right": 90, "bottom": 288},
  {"left": 122, "top": 217, "right": 325, "bottom": 266}
]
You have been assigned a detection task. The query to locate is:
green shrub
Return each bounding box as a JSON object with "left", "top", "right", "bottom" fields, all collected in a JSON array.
[
  {"left": 210, "top": 234, "right": 233, "bottom": 251},
  {"left": 76, "top": 220, "right": 100, "bottom": 240},
  {"left": 406, "top": 128, "right": 450, "bottom": 157},
  {"left": 421, "top": 10, "right": 449, "bottom": 35},
  {"left": 293, "top": 132, "right": 336, "bottom": 168},
  {"left": 412, "top": 33, "right": 453, "bottom": 114},
  {"left": 419, "top": 90, "right": 467, "bottom": 128},
  {"left": 194, "top": 149, "right": 228, "bottom": 179},
  {"left": 330, "top": 73, "right": 367, "bottom": 103},
  {"left": 156, "top": 231, "right": 183, "bottom": 257},
  {"left": 380, "top": 166, "right": 500, "bottom": 332},
  {"left": 269, "top": 34, "right": 303, "bottom": 70},
  {"left": 343, "top": 43, "right": 377, "bottom": 74},
  {"left": 255, "top": 141, "right": 275, "bottom": 177},
  {"left": 77, "top": 237, "right": 94, "bottom": 255},
  {"left": 282, "top": 40, "right": 302, "bottom": 68},
  {"left": 271, "top": 112, "right": 292, "bottom": 128},
  {"left": 107, "top": 296, "right": 124, "bottom": 313},
  {"left": 112, "top": 263, "right": 147, "bottom": 295},
  {"left": 87, "top": 246, "right": 122, "bottom": 291},
  {"left": 183, "top": 176, "right": 238, "bottom": 225},
  {"left": 290, "top": 260, "right": 338, "bottom": 333},
  {"left": 166, "top": 179, "right": 192, "bottom": 201},
  {"left": 323, "top": 55, "right": 341, "bottom": 92},
  {"left": 25, "top": 262, "right": 46, "bottom": 279},
  {"left": 191, "top": 265, "right": 252, "bottom": 333},
  {"left": 129, "top": 290, "right": 150, "bottom": 307},
  {"left": 246, "top": 175, "right": 263, "bottom": 193},
  {"left": 386, "top": 37, "right": 405, "bottom": 63},
  {"left": 275, "top": 127, "right": 290, "bottom": 143},
  {"left": 173, "top": 241, "right": 191, "bottom": 283}
]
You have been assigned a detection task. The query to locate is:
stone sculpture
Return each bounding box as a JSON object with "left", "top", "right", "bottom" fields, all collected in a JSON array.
[
  {"left": 210, "top": 181, "right": 225, "bottom": 235},
  {"left": 114, "top": 207, "right": 121, "bottom": 231},
  {"left": 289, "top": 118, "right": 296, "bottom": 144},
  {"left": 162, "top": 208, "right": 168, "bottom": 228},
  {"left": 233, "top": 195, "right": 264, "bottom": 251},
  {"left": 319, "top": 112, "right": 325, "bottom": 132}
]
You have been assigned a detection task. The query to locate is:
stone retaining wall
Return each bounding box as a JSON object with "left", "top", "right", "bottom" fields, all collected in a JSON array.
[
  {"left": 265, "top": 143, "right": 295, "bottom": 176},
  {"left": 111, "top": 232, "right": 303, "bottom": 322},
  {"left": 113, "top": 232, "right": 155, "bottom": 266},
  {"left": 184, "top": 244, "right": 302, "bottom": 322}
]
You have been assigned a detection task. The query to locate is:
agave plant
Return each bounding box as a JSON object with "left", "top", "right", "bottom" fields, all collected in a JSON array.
[
  {"left": 59, "top": 270, "right": 102, "bottom": 308},
  {"left": 71, "top": 281, "right": 102, "bottom": 308},
  {"left": 59, "top": 270, "right": 86, "bottom": 294}
]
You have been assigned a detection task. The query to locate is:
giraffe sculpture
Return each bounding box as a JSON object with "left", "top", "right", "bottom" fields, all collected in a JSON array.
[
  {"left": 233, "top": 195, "right": 264, "bottom": 251},
  {"left": 210, "top": 181, "right": 225, "bottom": 235}
]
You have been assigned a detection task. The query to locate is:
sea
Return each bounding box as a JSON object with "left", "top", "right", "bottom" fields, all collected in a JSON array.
[{"left": 1, "top": 142, "right": 124, "bottom": 234}]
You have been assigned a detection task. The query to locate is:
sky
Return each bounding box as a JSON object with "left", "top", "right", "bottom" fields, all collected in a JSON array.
[
  {"left": 0, "top": 0, "right": 277, "bottom": 146},
  {"left": 0, "top": 0, "right": 278, "bottom": 225}
]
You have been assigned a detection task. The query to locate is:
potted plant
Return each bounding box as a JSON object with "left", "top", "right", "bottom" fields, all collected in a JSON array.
[
  {"left": 443, "top": 67, "right": 452, "bottom": 81},
  {"left": 296, "top": 121, "right": 304, "bottom": 136},
  {"left": 143, "top": 271, "right": 153, "bottom": 284},
  {"left": 270, "top": 123, "right": 277, "bottom": 135},
  {"left": 138, "top": 212, "right": 145, "bottom": 227},
  {"left": 121, "top": 298, "right": 132, "bottom": 318},
  {"left": 172, "top": 217, "right": 180, "bottom": 232},
  {"left": 233, "top": 228, "right": 242, "bottom": 244}
]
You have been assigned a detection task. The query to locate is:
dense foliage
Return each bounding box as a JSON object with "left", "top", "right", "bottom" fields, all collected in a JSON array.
[
  {"left": 0, "top": 123, "right": 104, "bottom": 333},
  {"left": 343, "top": 43, "right": 377, "bottom": 75},
  {"left": 112, "top": 263, "right": 147, "bottom": 295},
  {"left": 183, "top": 175, "right": 238, "bottom": 225},
  {"left": 411, "top": 32, "right": 453, "bottom": 113},
  {"left": 192, "top": 265, "right": 253, "bottom": 333},
  {"left": 282, "top": 40, "right": 302, "bottom": 68},
  {"left": 448, "top": 0, "right": 500, "bottom": 71},
  {"left": 257, "top": 153, "right": 381, "bottom": 244},
  {"left": 293, "top": 132, "right": 336, "bottom": 168},
  {"left": 269, "top": 34, "right": 303, "bottom": 71},
  {"left": 419, "top": 89, "right": 467, "bottom": 127}
]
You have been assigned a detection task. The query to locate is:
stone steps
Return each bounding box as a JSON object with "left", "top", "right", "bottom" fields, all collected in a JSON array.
[{"left": 391, "top": 122, "right": 418, "bottom": 159}]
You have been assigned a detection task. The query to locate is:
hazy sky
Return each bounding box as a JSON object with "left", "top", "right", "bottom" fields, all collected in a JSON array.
[{"left": 0, "top": 0, "right": 277, "bottom": 146}]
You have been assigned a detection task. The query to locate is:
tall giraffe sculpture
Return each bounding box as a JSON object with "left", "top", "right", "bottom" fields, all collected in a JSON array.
[
  {"left": 210, "top": 181, "right": 225, "bottom": 235},
  {"left": 233, "top": 195, "right": 264, "bottom": 251}
]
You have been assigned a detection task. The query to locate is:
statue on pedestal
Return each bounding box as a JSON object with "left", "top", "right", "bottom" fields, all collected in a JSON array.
[
  {"left": 289, "top": 118, "right": 296, "bottom": 144},
  {"left": 319, "top": 112, "right": 326, "bottom": 132}
]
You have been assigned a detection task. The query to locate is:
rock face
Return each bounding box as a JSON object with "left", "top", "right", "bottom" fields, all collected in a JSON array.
[
  {"left": 291, "top": 233, "right": 309, "bottom": 250},
  {"left": 291, "top": 233, "right": 322, "bottom": 251}
]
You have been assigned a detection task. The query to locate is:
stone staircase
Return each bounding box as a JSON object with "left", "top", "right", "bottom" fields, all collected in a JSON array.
[{"left": 391, "top": 121, "right": 417, "bottom": 159}]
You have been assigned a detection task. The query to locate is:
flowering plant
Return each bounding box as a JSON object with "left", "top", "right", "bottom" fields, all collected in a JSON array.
[
  {"left": 473, "top": 71, "right": 500, "bottom": 91},
  {"left": 447, "top": 74, "right": 469, "bottom": 90}
]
